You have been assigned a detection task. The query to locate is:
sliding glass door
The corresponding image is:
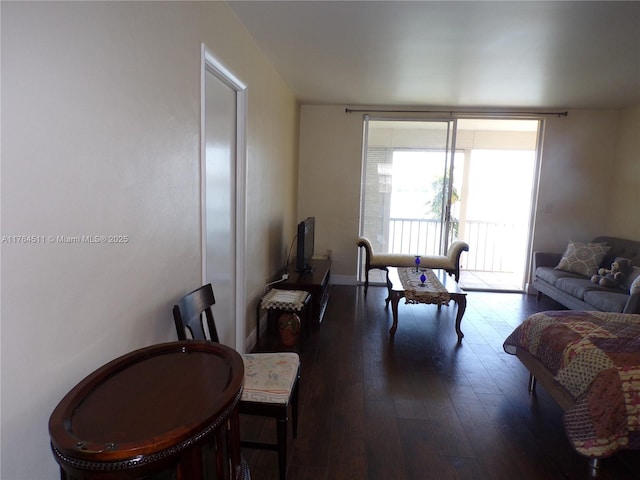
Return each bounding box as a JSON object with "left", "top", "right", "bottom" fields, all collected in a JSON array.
[
  {"left": 360, "top": 117, "right": 457, "bottom": 261},
  {"left": 359, "top": 116, "right": 541, "bottom": 292},
  {"left": 453, "top": 118, "right": 540, "bottom": 291}
]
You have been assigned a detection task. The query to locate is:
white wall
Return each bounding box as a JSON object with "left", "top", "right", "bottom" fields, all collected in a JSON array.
[
  {"left": 531, "top": 109, "right": 621, "bottom": 252},
  {"left": 607, "top": 105, "right": 640, "bottom": 239},
  {"left": 297, "top": 106, "right": 632, "bottom": 282},
  {"left": 0, "top": 2, "right": 297, "bottom": 479},
  {"left": 297, "top": 106, "right": 363, "bottom": 282}
]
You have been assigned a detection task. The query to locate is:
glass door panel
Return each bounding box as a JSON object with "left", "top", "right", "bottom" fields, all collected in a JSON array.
[
  {"left": 455, "top": 118, "right": 540, "bottom": 291},
  {"left": 361, "top": 118, "right": 455, "bottom": 261}
]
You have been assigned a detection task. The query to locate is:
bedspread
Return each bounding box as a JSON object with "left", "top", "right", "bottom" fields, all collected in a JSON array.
[{"left": 503, "top": 310, "right": 640, "bottom": 458}]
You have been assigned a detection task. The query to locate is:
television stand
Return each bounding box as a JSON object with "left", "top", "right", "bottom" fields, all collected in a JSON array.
[{"left": 282, "top": 258, "right": 331, "bottom": 325}]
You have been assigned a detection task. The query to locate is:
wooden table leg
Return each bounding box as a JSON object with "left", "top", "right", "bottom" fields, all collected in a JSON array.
[
  {"left": 177, "top": 444, "right": 204, "bottom": 480},
  {"left": 453, "top": 295, "right": 467, "bottom": 343},
  {"left": 228, "top": 408, "right": 241, "bottom": 475},
  {"left": 389, "top": 292, "right": 401, "bottom": 335},
  {"left": 384, "top": 271, "right": 392, "bottom": 309}
]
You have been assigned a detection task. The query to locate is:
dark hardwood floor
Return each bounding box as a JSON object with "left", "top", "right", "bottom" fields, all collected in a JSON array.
[{"left": 243, "top": 284, "right": 640, "bottom": 479}]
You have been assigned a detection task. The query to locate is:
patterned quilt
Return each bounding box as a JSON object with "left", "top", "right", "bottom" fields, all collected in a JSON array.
[{"left": 503, "top": 310, "right": 640, "bottom": 458}]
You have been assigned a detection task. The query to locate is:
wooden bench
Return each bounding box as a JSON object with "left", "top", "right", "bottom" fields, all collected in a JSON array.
[{"left": 357, "top": 236, "right": 469, "bottom": 294}]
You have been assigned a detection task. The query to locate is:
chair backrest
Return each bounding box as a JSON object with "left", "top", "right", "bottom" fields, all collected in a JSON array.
[{"left": 173, "top": 284, "right": 220, "bottom": 343}]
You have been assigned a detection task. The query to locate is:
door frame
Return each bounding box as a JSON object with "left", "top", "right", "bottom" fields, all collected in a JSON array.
[{"left": 200, "top": 44, "right": 248, "bottom": 352}]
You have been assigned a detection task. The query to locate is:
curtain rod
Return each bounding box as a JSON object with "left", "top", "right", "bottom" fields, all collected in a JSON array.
[{"left": 345, "top": 108, "right": 568, "bottom": 117}]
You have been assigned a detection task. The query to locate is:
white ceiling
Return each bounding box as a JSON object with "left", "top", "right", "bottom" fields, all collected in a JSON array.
[{"left": 228, "top": 0, "right": 640, "bottom": 109}]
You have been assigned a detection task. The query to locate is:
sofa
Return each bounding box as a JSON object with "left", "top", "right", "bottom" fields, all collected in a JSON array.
[
  {"left": 357, "top": 236, "right": 469, "bottom": 294},
  {"left": 533, "top": 236, "right": 640, "bottom": 314}
]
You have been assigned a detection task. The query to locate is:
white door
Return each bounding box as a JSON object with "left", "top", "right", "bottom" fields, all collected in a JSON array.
[{"left": 202, "top": 46, "right": 247, "bottom": 351}]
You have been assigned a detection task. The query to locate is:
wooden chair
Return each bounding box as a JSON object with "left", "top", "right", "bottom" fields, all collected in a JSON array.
[{"left": 173, "top": 284, "right": 300, "bottom": 480}]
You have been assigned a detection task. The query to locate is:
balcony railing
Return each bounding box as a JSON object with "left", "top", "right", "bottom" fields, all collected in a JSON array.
[{"left": 386, "top": 217, "right": 529, "bottom": 274}]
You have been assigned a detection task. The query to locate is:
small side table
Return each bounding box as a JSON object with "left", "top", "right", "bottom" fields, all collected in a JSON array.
[
  {"left": 257, "top": 289, "right": 311, "bottom": 352},
  {"left": 49, "top": 341, "right": 245, "bottom": 480}
]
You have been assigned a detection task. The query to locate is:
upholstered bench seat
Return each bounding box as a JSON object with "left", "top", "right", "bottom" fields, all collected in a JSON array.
[
  {"left": 260, "top": 289, "right": 310, "bottom": 312},
  {"left": 357, "top": 236, "right": 469, "bottom": 294},
  {"left": 241, "top": 352, "right": 300, "bottom": 404},
  {"left": 369, "top": 252, "right": 455, "bottom": 271}
]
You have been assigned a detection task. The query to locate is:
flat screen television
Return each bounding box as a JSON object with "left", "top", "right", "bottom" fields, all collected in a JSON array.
[{"left": 296, "top": 216, "right": 315, "bottom": 273}]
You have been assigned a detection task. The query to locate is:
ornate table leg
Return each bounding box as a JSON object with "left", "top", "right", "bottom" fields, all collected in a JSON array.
[
  {"left": 384, "top": 270, "right": 392, "bottom": 309},
  {"left": 389, "top": 292, "right": 401, "bottom": 335},
  {"left": 454, "top": 295, "right": 467, "bottom": 343}
]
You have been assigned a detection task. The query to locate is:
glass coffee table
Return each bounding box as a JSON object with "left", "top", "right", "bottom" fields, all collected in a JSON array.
[{"left": 385, "top": 267, "right": 467, "bottom": 343}]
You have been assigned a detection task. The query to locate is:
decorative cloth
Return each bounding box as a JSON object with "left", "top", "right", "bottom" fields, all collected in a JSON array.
[
  {"left": 398, "top": 267, "right": 450, "bottom": 305},
  {"left": 240, "top": 352, "right": 300, "bottom": 404},
  {"left": 260, "top": 289, "right": 309, "bottom": 311}
]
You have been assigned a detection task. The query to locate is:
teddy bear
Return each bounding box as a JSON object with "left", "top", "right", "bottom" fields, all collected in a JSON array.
[{"left": 591, "top": 257, "right": 633, "bottom": 289}]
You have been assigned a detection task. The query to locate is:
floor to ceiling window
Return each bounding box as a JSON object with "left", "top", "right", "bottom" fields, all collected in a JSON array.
[{"left": 359, "top": 116, "right": 542, "bottom": 292}]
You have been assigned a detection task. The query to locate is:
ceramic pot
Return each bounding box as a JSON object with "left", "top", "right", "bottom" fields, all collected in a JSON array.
[{"left": 278, "top": 313, "right": 301, "bottom": 346}]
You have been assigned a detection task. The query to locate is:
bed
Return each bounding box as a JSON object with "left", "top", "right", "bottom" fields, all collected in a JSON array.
[{"left": 503, "top": 310, "right": 640, "bottom": 465}]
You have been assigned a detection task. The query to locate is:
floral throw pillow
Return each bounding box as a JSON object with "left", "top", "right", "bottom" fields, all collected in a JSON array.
[{"left": 555, "top": 241, "right": 610, "bottom": 277}]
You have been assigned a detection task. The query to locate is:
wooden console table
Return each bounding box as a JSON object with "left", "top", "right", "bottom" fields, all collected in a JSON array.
[
  {"left": 49, "top": 341, "right": 246, "bottom": 480},
  {"left": 385, "top": 267, "right": 467, "bottom": 343},
  {"left": 281, "top": 258, "right": 331, "bottom": 325}
]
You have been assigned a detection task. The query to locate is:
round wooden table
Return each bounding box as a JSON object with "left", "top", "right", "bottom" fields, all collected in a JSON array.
[{"left": 49, "top": 341, "right": 246, "bottom": 480}]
